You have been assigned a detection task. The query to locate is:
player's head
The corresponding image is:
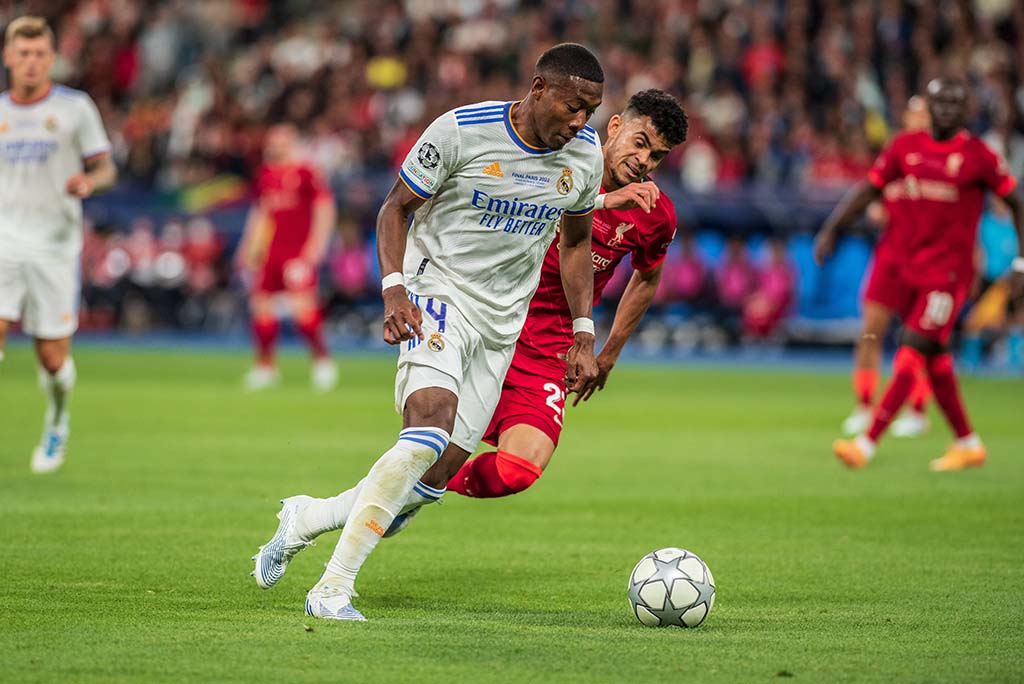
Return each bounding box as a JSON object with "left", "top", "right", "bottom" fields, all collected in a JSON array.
[
  {"left": 263, "top": 123, "right": 298, "bottom": 163},
  {"left": 925, "top": 77, "right": 968, "bottom": 138},
  {"left": 526, "top": 43, "right": 604, "bottom": 150},
  {"left": 902, "top": 95, "right": 930, "bottom": 132},
  {"left": 3, "top": 16, "right": 55, "bottom": 92},
  {"left": 603, "top": 89, "right": 688, "bottom": 189}
]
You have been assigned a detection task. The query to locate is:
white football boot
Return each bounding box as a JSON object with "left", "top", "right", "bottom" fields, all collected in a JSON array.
[
  {"left": 305, "top": 581, "right": 366, "bottom": 622},
  {"left": 311, "top": 358, "right": 338, "bottom": 393},
  {"left": 841, "top": 406, "right": 872, "bottom": 436},
  {"left": 891, "top": 409, "right": 929, "bottom": 438},
  {"left": 244, "top": 365, "right": 280, "bottom": 391},
  {"left": 251, "top": 496, "right": 315, "bottom": 589},
  {"left": 30, "top": 429, "right": 66, "bottom": 474}
]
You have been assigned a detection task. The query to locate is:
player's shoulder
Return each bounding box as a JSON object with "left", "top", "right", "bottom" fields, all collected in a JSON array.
[
  {"left": 888, "top": 130, "right": 923, "bottom": 150},
  {"left": 51, "top": 84, "right": 99, "bottom": 109},
  {"left": 573, "top": 124, "right": 600, "bottom": 149},
  {"left": 449, "top": 100, "right": 508, "bottom": 128}
]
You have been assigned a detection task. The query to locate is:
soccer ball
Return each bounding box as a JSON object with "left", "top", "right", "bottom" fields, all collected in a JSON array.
[{"left": 628, "top": 548, "right": 715, "bottom": 628}]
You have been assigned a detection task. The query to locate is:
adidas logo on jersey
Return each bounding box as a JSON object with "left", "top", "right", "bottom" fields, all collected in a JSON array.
[{"left": 482, "top": 161, "right": 504, "bottom": 177}]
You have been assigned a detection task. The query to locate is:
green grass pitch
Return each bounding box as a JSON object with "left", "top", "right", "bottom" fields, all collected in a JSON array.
[{"left": 2, "top": 346, "right": 1022, "bottom": 683}]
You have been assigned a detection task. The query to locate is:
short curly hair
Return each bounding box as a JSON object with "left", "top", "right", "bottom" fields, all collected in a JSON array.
[
  {"left": 624, "top": 89, "right": 688, "bottom": 147},
  {"left": 536, "top": 43, "right": 604, "bottom": 84}
]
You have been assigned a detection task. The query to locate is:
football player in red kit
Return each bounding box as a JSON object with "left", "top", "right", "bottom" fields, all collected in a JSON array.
[
  {"left": 237, "top": 123, "right": 338, "bottom": 391},
  {"left": 815, "top": 77, "right": 1024, "bottom": 471},
  {"left": 438, "top": 89, "right": 689, "bottom": 497}
]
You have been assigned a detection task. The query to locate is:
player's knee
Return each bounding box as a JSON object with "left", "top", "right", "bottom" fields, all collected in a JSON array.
[
  {"left": 495, "top": 450, "right": 543, "bottom": 493},
  {"left": 35, "top": 343, "right": 68, "bottom": 374},
  {"left": 403, "top": 387, "right": 458, "bottom": 433}
]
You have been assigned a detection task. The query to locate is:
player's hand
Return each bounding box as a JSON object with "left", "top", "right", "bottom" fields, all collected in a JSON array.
[
  {"left": 564, "top": 333, "right": 598, "bottom": 395},
  {"left": 572, "top": 351, "right": 615, "bottom": 406},
  {"left": 813, "top": 228, "right": 837, "bottom": 266},
  {"left": 382, "top": 286, "right": 423, "bottom": 345},
  {"left": 65, "top": 174, "right": 94, "bottom": 198},
  {"left": 601, "top": 181, "right": 660, "bottom": 213}
]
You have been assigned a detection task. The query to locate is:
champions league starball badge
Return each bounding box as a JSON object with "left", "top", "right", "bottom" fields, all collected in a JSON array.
[{"left": 417, "top": 142, "right": 440, "bottom": 169}]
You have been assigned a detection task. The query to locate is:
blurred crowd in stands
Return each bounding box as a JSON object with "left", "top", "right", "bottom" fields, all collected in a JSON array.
[{"left": 3, "top": 0, "right": 1023, "bottom": 362}]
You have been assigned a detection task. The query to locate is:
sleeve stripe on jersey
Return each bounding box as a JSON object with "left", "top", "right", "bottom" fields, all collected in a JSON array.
[
  {"left": 996, "top": 175, "right": 1018, "bottom": 198},
  {"left": 575, "top": 130, "right": 598, "bottom": 146},
  {"left": 398, "top": 168, "right": 433, "bottom": 200},
  {"left": 866, "top": 169, "right": 885, "bottom": 189},
  {"left": 564, "top": 205, "right": 594, "bottom": 216},
  {"left": 83, "top": 146, "right": 112, "bottom": 160},
  {"left": 457, "top": 117, "right": 504, "bottom": 127},
  {"left": 455, "top": 104, "right": 505, "bottom": 118}
]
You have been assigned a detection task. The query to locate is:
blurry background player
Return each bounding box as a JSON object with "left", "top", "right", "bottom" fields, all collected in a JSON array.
[
  {"left": 961, "top": 197, "right": 1022, "bottom": 372},
  {"left": 439, "top": 89, "right": 689, "bottom": 499},
  {"left": 842, "top": 95, "right": 933, "bottom": 438},
  {"left": 0, "top": 16, "right": 116, "bottom": 473},
  {"left": 816, "top": 77, "right": 1024, "bottom": 472},
  {"left": 235, "top": 123, "right": 338, "bottom": 392}
]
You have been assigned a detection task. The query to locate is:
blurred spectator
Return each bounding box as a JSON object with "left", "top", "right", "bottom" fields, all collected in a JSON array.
[{"left": 743, "top": 237, "right": 797, "bottom": 340}]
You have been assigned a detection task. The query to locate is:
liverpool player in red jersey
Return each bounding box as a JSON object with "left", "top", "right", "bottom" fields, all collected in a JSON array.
[
  {"left": 816, "top": 77, "right": 1024, "bottom": 471},
  {"left": 236, "top": 123, "right": 338, "bottom": 391},
  {"left": 842, "top": 96, "right": 933, "bottom": 438},
  {"left": 426, "top": 89, "right": 689, "bottom": 498}
]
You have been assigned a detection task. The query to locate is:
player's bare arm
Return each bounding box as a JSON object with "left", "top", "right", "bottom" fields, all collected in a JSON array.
[
  {"left": 377, "top": 179, "right": 426, "bottom": 344},
  {"left": 814, "top": 179, "right": 883, "bottom": 265},
  {"left": 1000, "top": 190, "right": 1024, "bottom": 294},
  {"left": 236, "top": 202, "right": 267, "bottom": 271},
  {"left": 558, "top": 212, "right": 599, "bottom": 392},
  {"left": 65, "top": 153, "right": 116, "bottom": 199},
  {"left": 301, "top": 196, "right": 337, "bottom": 265},
  {"left": 574, "top": 264, "right": 663, "bottom": 406}
]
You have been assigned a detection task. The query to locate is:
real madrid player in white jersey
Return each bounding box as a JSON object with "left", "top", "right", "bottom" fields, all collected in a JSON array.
[
  {"left": 0, "top": 16, "right": 116, "bottom": 473},
  {"left": 253, "top": 43, "right": 605, "bottom": 620}
]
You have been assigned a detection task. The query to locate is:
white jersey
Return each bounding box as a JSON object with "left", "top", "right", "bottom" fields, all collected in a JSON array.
[
  {"left": 398, "top": 100, "right": 603, "bottom": 348},
  {"left": 0, "top": 85, "right": 111, "bottom": 260}
]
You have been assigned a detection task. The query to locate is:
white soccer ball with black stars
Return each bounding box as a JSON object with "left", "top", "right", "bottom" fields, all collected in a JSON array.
[{"left": 628, "top": 548, "right": 715, "bottom": 628}]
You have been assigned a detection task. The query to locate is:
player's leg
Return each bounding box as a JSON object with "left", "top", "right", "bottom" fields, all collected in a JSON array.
[
  {"left": 447, "top": 424, "right": 550, "bottom": 498},
  {"left": 22, "top": 259, "right": 78, "bottom": 474},
  {"left": 0, "top": 318, "right": 9, "bottom": 364},
  {"left": 843, "top": 301, "right": 891, "bottom": 434},
  {"left": 246, "top": 290, "right": 280, "bottom": 390},
  {"left": 286, "top": 280, "right": 336, "bottom": 392},
  {"left": 0, "top": 254, "right": 28, "bottom": 365}
]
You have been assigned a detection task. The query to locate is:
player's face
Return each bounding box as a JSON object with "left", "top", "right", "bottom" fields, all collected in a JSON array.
[
  {"left": 531, "top": 75, "right": 603, "bottom": 149},
  {"left": 263, "top": 125, "right": 297, "bottom": 163},
  {"left": 603, "top": 114, "right": 672, "bottom": 188},
  {"left": 926, "top": 80, "right": 967, "bottom": 136},
  {"left": 3, "top": 35, "right": 55, "bottom": 90}
]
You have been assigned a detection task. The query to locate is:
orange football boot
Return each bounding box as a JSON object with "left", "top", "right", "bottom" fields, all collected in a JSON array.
[
  {"left": 929, "top": 444, "right": 986, "bottom": 472},
  {"left": 833, "top": 439, "right": 869, "bottom": 469}
]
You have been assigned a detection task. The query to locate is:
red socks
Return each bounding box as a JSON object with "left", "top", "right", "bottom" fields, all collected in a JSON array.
[
  {"left": 296, "top": 310, "right": 328, "bottom": 359},
  {"left": 926, "top": 353, "right": 972, "bottom": 439},
  {"left": 448, "top": 450, "right": 543, "bottom": 498},
  {"left": 910, "top": 371, "right": 931, "bottom": 413},
  {"left": 867, "top": 346, "right": 924, "bottom": 442},
  {"left": 853, "top": 367, "right": 879, "bottom": 407},
  {"left": 252, "top": 317, "right": 279, "bottom": 366}
]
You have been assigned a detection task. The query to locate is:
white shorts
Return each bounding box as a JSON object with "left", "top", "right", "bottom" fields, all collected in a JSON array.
[
  {"left": 394, "top": 291, "right": 515, "bottom": 452},
  {"left": 0, "top": 255, "right": 79, "bottom": 339}
]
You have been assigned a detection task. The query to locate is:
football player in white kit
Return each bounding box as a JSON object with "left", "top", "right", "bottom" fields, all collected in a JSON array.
[
  {"left": 253, "top": 43, "right": 605, "bottom": 620},
  {"left": 0, "top": 17, "right": 116, "bottom": 473}
]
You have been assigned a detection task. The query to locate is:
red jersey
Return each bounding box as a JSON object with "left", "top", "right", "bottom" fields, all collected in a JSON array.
[
  {"left": 253, "top": 162, "right": 332, "bottom": 262},
  {"left": 517, "top": 190, "right": 677, "bottom": 373},
  {"left": 867, "top": 130, "right": 1016, "bottom": 287}
]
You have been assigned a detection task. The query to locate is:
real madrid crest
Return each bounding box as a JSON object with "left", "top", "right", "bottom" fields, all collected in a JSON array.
[
  {"left": 427, "top": 333, "right": 445, "bottom": 352},
  {"left": 44, "top": 116, "right": 58, "bottom": 132},
  {"left": 556, "top": 168, "right": 574, "bottom": 195}
]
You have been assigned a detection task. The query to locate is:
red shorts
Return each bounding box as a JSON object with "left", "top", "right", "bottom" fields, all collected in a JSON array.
[
  {"left": 902, "top": 280, "right": 971, "bottom": 345},
  {"left": 482, "top": 349, "right": 566, "bottom": 448},
  {"left": 256, "top": 257, "right": 317, "bottom": 294},
  {"left": 863, "top": 250, "right": 909, "bottom": 314}
]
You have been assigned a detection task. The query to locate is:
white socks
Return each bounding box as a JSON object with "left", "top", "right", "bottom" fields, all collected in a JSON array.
[
  {"left": 855, "top": 434, "right": 876, "bottom": 460},
  {"left": 38, "top": 357, "right": 76, "bottom": 436},
  {"left": 319, "top": 427, "right": 450, "bottom": 593},
  {"left": 955, "top": 433, "right": 982, "bottom": 450}
]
